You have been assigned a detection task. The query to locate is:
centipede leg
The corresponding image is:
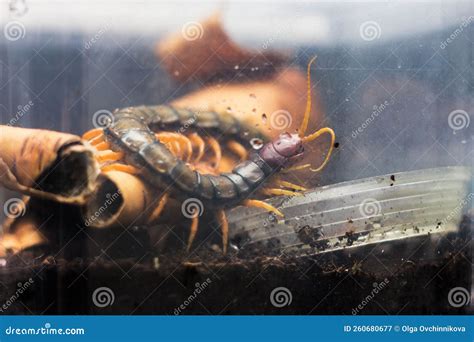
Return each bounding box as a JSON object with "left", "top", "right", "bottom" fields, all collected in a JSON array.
[
  {"left": 186, "top": 216, "right": 199, "bottom": 252},
  {"left": 207, "top": 136, "right": 222, "bottom": 170},
  {"left": 95, "top": 141, "right": 111, "bottom": 151},
  {"left": 97, "top": 151, "right": 124, "bottom": 163},
  {"left": 156, "top": 132, "right": 193, "bottom": 161},
  {"left": 82, "top": 128, "right": 103, "bottom": 140},
  {"left": 147, "top": 193, "right": 169, "bottom": 224},
  {"left": 276, "top": 180, "right": 307, "bottom": 192},
  {"left": 282, "top": 164, "right": 311, "bottom": 172},
  {"left": 227, "top": 140, "right": 248, "bottom": 161},
  {"left": 243, "top": 199, "right": 284, "bottom": 217},
  {"left": 101, "top": 163, "right": 140, "bottom": 174},
  {"left": 177, "top": 134, "right": 193, "bottom": 162},
  {"left": 261, "top": 188, "right": 303, "bottom": 197},
  {"left": 188, "top": 133, "right": 205, "bottom": 163},
  {"left": 216, "top": 209, "right": 228, "bottom": 254},
  {"left": 89, "top": 134, "right": 106, "bottom": 146}
]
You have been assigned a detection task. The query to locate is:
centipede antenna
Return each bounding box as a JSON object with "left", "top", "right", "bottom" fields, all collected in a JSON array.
[
  {"left": 302, "top": 127, "right": 335, "bottom": 172},
  {"left": 298, "top": 56, "right": 317, "bottom": 138}
]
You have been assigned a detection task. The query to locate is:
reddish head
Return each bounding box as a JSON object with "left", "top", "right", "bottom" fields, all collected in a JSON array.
[{"left": 258, "top": 133, "right": 304, "bottom": 169}]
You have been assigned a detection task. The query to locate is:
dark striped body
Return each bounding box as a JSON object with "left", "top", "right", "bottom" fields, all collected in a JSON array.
[{"left": 104, "top": 105, "right": 286, "bottom": 207}]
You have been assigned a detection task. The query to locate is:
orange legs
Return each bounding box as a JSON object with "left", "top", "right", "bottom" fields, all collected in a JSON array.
[
  {"left": 187, "top": 216, "right": 199, "bottom": 252},
  {"left": 216, "top": 209, "right": 229, "bottom": 254},
  {"left": 82, "top": 128, "right": 103, "bottom": 140},
  {"left": 227, "top": 140, "right": 247, "bottom": 161},
  {"left": 276, "top": 180, "right": 307, "bottom": 192},
  {"left": 185, "top": 210, "right": 228, "bottom": 254},
  {"left": 243, "top": 199, "right": 284, "bottom": 217},
  {"left": 261, "top": 188, "right": 303, "bottom": 197},
  {"left": 188, "top": 132, "right": 205, "bottom": 163},
  {"left": 156, "top": 132, "right": 193, "bottom": 161},
  {"left": 100, "top": 163, "right": 139, "bottom": 174},
  {"left": 206, "top": 136, "right": 222, "bottom": 170},
  {"left": 96, "top": 151, "right": 124, "bottom": 163},
  {"left": 147, "top": 193, "right": 169, "bottom": 224}
]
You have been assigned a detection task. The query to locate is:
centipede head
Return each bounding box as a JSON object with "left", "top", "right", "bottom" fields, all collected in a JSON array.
[
  {"left": 259, "top": 56, "right": 336, "bottom": 172},
  {"left": 259, "top": 132, "right": 304, "bottom": 169}
]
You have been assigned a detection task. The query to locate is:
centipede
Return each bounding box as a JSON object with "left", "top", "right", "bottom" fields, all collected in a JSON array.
[{"left": 82, "top": 57, "right": 335, "bottom": 254}]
